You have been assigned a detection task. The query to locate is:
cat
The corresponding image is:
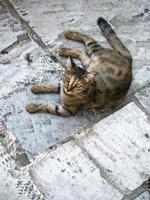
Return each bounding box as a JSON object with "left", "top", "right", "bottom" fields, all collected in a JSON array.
[{"left": 26, "top": 17, "right": 132, "bottom": 117}]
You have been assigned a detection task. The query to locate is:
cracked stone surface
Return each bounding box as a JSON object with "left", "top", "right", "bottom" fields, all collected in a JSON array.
[
  {"left": 0, "top": 0, "right": 150, "bottom": 161},
  {"left": 0, "top": 129, "right": 44, "bottom": 199},
  {"left": 30, "top": 141, "right": 122, "bottom": 200},
  {"left": 0, "top": 123, "right": 29, "bottom": 166},
  {"left": 135, "top": 85, "right": 150, "bottom": 114},
  {"left": 0, "top": 3, "right": 23, "bottom": 52},
  {"left": 0, "top": 36, "right": 59, "bottom": 98},
  {"left": 10, "top": 0, "right": 150, "bottom": 92},
  {"left": 1, "top": 0, "right": 150, "bottom": 199},
  {"left": 135, "top": 192, "right": 150, "bottom": 200},
  {"left": 30, "top": 103, "right": 150, "bottom": 200},
  {"left": 0, "top": 78, "right": 108, "bottom": 159},
  {"left": 78, "top": 103, "right": 150, "bottom": 193}
]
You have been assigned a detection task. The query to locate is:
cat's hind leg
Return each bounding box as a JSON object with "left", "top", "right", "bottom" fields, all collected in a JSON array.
[
  {"left": 65, "top": 31, "right": 103, "bottom": 47},
  {"left": 26, "top": 103, "right": 77, "bottom": 117},
  {"left": 31, "top": 83, "right": 61, "bottom": 94},
  {"left": 64, "top": 32, "right": 103, "bottom": 57},
  {"left": 65, "top": 31, "right": 95, "bottom": 45},
  {"left": 59, "top": 47, "right": 90, "bottom": 67}
]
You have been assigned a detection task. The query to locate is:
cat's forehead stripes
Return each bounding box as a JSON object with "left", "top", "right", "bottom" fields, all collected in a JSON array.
[{"left": 75, "top": 67, "right": 86, "bottom": 77}]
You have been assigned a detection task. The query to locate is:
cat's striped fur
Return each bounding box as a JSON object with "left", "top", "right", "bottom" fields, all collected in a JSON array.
[{"left": 26, "top": 17, "right": 132, "bottom": 117}]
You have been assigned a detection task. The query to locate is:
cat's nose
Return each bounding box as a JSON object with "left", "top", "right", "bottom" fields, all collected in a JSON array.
[{"left": 67, "top": 86, "right": 72, "bottom": 92}]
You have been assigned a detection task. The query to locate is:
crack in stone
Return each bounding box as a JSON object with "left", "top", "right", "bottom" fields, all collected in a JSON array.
[
  {"left": 0, "top": 33, "right": 30, "bottom": 54},
  {"left": 76, "top": 141, "right": 128, "bottom": 195},
  {"left": 0, "top": 124, "right": 30, "bottom": 167},
  {"left": 122, "top": 178, "right": 150, "bottom": 200},
  {"left": 2, "top": 0, "right": 64, "bottom": 68}
]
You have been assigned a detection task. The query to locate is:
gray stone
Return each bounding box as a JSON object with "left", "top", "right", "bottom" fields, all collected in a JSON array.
[
  {"left": 131, "top": 65, "right": 150, "bottom": 93},
  {"left": 0, "top": 141, "right": 44, "bottom": 200},
  {"left": 78, "top": 102, "right": 150, "bottom": 193},
  {"left": 135, "top": 192, "right": 150, "bottom": 200},
  {"left": 1, "top": 0, "right": 150, "bottom": 198},
  {"left": 135, "top": 85, "right": 150, "bottom": 114},
  {"left": 30, "top": 141, "right": 122, "bottom": 200},
  {"left": 0, "top": 40, "right": 59, "bottom": 99},
  {"left": 0, "top": 123, "right": 29, "bottom": 166},
  {"left": 0, "top": 4, "right": 23, "bottom": 52}
]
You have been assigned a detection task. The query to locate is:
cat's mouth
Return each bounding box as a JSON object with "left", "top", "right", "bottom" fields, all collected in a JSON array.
[{"left": 63, "top": 88, "right": 74, "bottom": 96}]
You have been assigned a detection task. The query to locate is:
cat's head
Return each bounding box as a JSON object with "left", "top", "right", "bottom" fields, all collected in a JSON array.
[{"left": 63, "top": 57, "right": 94, "bottom": 95}]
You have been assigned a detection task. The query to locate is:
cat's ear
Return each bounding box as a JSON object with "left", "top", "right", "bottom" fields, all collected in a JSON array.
[{"left": 66, "top": 56, "right": 77, "bottom": 71}]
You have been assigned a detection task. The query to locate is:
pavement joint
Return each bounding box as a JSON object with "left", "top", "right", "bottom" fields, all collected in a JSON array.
[
  {"left": 0, "top": 33, "right": 30, "bottom": 54},
  {"left": 76, "top": 141, "right": 127, "bottom": 195},
  {"left": 2, "top": 0, "right": 63, "bottom": 66},
  {"left": 0, "top": 0, "right": 150, "bottom": 199}
]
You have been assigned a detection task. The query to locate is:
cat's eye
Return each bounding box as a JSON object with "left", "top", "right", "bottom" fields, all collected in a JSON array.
[
  {"left": 65, "top": 77, "right": 70, "bottom": 82},
  {"left": 76, "top": 83, "right": 81, "bottom": 88}
]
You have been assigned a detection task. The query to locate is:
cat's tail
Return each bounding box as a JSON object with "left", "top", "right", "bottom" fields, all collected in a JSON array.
[{"left": 97, "top": 17, "right": 132, "bottom": 63}]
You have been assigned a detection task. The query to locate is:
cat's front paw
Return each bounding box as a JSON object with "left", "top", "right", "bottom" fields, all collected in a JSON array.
[
  {"left": 64, "top": 31, "right": 74, "bottom": 39},
  {"left": 59, "top": 48, "right": 71, "bottom": 56},
  {"left": 31, "top": 85, "right": 41, "bottom": 94},
  {"left": 26, "top": 103, "right": 40, "bottom": 113},
  {"left": 64, "top": 31, "right": 79, "bottom": 40}
]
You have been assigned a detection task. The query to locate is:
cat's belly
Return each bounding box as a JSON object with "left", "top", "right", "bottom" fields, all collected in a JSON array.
[{"left": 85, "top": 93, "right": 126, "bottom": 110}]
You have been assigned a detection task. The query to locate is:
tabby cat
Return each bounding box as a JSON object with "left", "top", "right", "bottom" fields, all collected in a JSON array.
[{"left": 26, "top": 17, "right": 132, "bottom": 117}]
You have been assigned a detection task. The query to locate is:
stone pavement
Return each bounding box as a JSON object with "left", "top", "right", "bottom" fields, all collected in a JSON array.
[{"left": 0, "top": 0, "right": 150, "bottom": 199}]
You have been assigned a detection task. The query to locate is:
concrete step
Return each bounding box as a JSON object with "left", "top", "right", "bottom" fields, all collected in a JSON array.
[{"left": 28, "top": 102, "right": 150, "bottom": 200}]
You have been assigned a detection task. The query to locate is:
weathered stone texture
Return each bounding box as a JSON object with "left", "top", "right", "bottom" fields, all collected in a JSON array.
[
  {"left": 78, "top": 103, "right": 150, "bottom": 193},
  {"left": 0, "top": 0, "right": 150, "bottom": 199},
  {"left": 30, "top": 141, "right": 122, "bottom": 200}
]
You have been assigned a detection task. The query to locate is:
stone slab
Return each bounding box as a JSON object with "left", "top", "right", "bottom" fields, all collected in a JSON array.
[
  {"left": 79, "top": 102, "right": 150, "bottom": 193},
  {"left": 30, "top": 141, "right": 122, "bottom": 200}
]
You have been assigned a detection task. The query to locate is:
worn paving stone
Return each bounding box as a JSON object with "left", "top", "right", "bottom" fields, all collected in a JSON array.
[
  {"left": 0, "top": 3, "right": 62, "bottom": 98},
  {"left": 10, "top": 0, "right": 150, "bottom": 92},
  {"left": 78, "top": 102, "right": 150, "bottom": 193},
  {"left": 0, "top": 122, "right": 29, "bottom": 166},
  {"left": 135, "top": 192, "right": 150, "bottom": 200},
  {"left": 135, "top": 85, "right": 150, "bottom": 114},
  {"left": 1, "top": 0, "right": 150, "bottom": 198},
  {"left": 30, "top": 141, "right": 122, "bottom": 200},
  {"left": 0, "top": 137, "right": 44, "bottom": 200},
  {"left": 131, "top": 65, "right": 150, "bottom": 93},
  {"left": 0, "top": 40, "right": 62, "bottom": 98},
  {"left": 0, "top": 3, "right": 23, "bottom": 52},
  {"left": 0, "top": 76, "right": 108, "bottom": 160}
]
